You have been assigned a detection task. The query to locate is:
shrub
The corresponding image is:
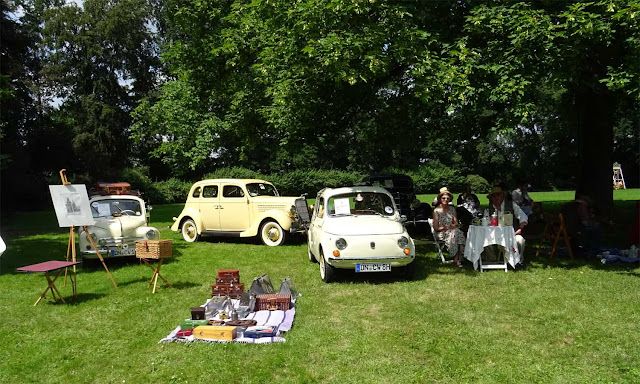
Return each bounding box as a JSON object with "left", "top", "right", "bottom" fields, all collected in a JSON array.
[
  {"left": 203, "top": 167, "right": 266, "bottom": 180},
  {"left": 270, "top": 169, "right": 366, "bottom": 196},
  {"left": 150, "top": 178, "right": 192, "bottom": 204},
  {"left": 406, "top": 162, "right": 465, "bottom": 194},
  {"left": 465, "top": 174, "right": 490, "bottom": 195}
]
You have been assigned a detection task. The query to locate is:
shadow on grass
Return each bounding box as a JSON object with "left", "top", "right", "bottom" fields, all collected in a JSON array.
[
  {"left": 168, "top": 281, "right": 200, "bottom": 290},
  {"left": 38, "top": 292, "right": 108, "bottom": 306}
]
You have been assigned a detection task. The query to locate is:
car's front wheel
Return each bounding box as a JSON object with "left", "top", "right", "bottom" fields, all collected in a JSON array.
[
  {"left": 181, "top": 219, "right": 199, "bottom": 243},
  {"left": 404, "top": 259, "right": 417, "bottom": 280},
  {"left": 260, "top": 221, "right": 286, "bottom": 246},
  {"left": 319, "top": 249, "right": 336, "bottom": 283}
]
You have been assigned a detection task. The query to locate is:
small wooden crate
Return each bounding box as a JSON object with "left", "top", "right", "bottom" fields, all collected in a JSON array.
[
  {"left": 256, "top": 293, "right": 291, "bottom": 311},
  {"left": 193, "top": 325, "right": 237, "bottom": 341},
  {"left": 216, "top": 276, "right": 240, "bottom": 284},
  {"left": 135, "top": 239, "right": 172, "bottom": 259},
  {"left": 211, "top": 283, "right": 244, "bottom": 297},
  {"left": 217, "top": 269, "right": 239, "bottom": 278}
]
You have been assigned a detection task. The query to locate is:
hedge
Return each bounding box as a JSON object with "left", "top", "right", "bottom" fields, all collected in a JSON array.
[{"left": 124, "top": 166, "right": 490, "bottom": 204}]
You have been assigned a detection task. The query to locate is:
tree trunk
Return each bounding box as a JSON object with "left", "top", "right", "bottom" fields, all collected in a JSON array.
[{"left": 574, "top": 86, "right": 614, "bottom": 221}]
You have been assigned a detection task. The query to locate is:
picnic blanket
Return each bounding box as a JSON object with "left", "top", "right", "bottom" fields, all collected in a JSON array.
[{"left": 159, "top": 299, "right": 297, "bottom": 344}]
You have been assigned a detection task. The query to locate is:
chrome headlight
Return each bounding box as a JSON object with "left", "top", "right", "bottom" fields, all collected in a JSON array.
[
  {"left": 397, "top": 236, "right": 409, "bottom": 248},
  {"left": 146, "top": 229, "right": 158, "bottom": 239},
  {"left": 335, "top": 238, "right": 347, "bottom": 250},
  {"left": 98, "top": 238, "right": 107, "bottom": 247},
  {"left": 89, "top": 233, "right": 97, "bottom": 242}
]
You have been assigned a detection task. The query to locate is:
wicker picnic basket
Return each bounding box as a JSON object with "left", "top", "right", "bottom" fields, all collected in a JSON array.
[{"left": 135, "top": 239, "right": 172, "bottom": 259}]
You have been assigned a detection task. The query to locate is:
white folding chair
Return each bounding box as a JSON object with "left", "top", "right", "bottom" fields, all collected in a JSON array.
[{"left": 428, "top": 218, "right": 452, "bottom": 263}]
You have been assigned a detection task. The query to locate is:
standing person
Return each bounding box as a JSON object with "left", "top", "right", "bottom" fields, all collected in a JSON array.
[
  {"left": 457, "top": 185, "right": 481, "bottom": 217},
  {"left": 512, "top": 181, "right": 534, "bottom": 216},
  {"left": 433, "top": 188, "right": 466, "bottom": 267},
  {"left": 484, "top": 185, "right": 528, "bottom": 261}
]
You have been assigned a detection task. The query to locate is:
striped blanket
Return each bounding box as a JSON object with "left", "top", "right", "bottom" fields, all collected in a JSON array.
[{"left": 159, "top": 299, "right": 296, "bottom": 344}]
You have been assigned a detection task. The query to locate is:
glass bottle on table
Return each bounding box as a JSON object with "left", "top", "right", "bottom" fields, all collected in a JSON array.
[{"left": 491, "top": 211, "right": 498, "bottom": 226}]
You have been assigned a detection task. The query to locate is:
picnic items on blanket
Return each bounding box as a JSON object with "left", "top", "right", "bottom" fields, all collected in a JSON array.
[
  {"left": 256, "top": 293, "right": 292, "bottom": 311},
  {"left": 211, "top": 268, "right": 244, "bottom": 298},
  {"left": 160, "top": 271, "right": 299, "bottom": 344},
  {"left": 193, "top": 325, "right": 238, "bottom": 341},
  {"left": 244, "top": 326, "right": 278, "bottom": 338},
  {"left": 191, "top": 307, "right": 205, "bottom": 320}
]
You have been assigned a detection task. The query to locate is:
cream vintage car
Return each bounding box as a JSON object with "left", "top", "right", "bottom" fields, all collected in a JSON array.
[
  {"left": 307, "top": 186, "right": 416, "bottom": 282},
  {"left": 171, "top": 179, "right": 307, "bottom": 246},
  {"left": 80, "top": 186, "right": 160, "bottom": 259}
]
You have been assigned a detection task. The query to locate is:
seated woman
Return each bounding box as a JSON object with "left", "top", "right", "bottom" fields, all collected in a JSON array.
[
  {"left": 433, "top": 188, "right": 466, "bottom": 267},
  {"left": 457, "top": 185, "right": 480, "bottom": 217}
]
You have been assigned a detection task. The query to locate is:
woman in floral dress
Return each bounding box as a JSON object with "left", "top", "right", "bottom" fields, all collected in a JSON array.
[{"left": 433, "top": 188, "right": 466, "bottom": 266}]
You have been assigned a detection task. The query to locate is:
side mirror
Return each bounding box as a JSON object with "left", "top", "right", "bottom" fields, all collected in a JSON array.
[
  {"left": 400, "top": 215, "right": 407, "bottom": 223},
  {"left": 148, "top": 205, "right": 153, "bottom": 211}
]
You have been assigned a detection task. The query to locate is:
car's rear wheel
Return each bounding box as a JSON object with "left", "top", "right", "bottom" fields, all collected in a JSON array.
[
  {"left": 260, "top": 221, "right": 286, "bottom": 246},
  {"left": 308, "top": 242, "right": 317, "bottom": 263},
  {"left": 182, "top": 219, "right": 199, "bottom": 243},
  {"left": 319, "top": 249, "right": 336, "bottom": 283}
]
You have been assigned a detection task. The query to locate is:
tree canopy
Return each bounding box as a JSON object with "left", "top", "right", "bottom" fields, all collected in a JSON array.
[{"left": 1, "top": 0, "right": 638, "bottom": 216}]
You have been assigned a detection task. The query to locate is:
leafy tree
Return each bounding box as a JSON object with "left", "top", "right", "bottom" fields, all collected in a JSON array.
[
  {"left": 42, "top": 0, "right": 160, "bottom": 177},
  {"left": 450, "top": 0, "right": 640, "bottom": 215}
]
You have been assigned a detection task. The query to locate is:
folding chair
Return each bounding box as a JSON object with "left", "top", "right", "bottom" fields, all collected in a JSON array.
[
  {"left": 535, "top": 212, "right": 574, "bottom": 259},
  {"left": 428, "top": 218, "right": 452, "bottom": 263}
]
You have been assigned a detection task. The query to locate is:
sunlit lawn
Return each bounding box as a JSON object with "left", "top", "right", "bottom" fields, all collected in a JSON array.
[{"left": 0, "top": 190, "right": 638, "bottom": 383}]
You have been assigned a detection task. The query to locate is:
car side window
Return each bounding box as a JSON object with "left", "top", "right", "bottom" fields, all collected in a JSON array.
[
  {"left": 192, "top": 186, "right": 201, "bottom": 198},
  {"left": 223, "top": 185, "right": 245, "bottom": 198},
  {"left": 202, "top": 186, "right": 218, "bottom": 198},
  {"left": 317, "top": 197, "right": 325, "bottom": 218}
]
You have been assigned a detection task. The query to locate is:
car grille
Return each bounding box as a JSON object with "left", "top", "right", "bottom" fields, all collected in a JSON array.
[
  {"left": 257, "top": 204, "right": 287, "bottom": 213},
  {"left": 97, "top": 236, "right": 142, "bottom": 250}
]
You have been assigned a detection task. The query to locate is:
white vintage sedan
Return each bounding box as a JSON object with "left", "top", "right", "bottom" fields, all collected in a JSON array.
[{"left": 307, "top": 186, "right": 416, "bottom": 282}]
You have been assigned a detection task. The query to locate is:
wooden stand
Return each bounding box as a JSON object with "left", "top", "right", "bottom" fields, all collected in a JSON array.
[
  {"left": 140, "top": 258, "right": 170, "bottom": 293},
  {"left": 59, "top": 169, "right": 118, "bottom": 289}
]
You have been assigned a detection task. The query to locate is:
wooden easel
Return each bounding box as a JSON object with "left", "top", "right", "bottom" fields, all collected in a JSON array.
[{"left": 60, "top": 169, "right": 118, "bottom": 289}]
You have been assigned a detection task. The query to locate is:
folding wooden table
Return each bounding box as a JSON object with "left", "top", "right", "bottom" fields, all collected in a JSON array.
[{"left": 17, "top": 261, "right": 81, "bottom": 306}]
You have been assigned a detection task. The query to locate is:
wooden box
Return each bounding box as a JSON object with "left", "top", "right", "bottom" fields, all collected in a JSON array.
[
  {"left": 135, "top": 239, "right": 172, "bottom": 259},
  {"left": 191, "top": 307, "right": 205, "bottom": 320},
  {"left": 216, "top": 276, "right": 240, "bottom": 284},
  {"left": 211, "top": 283, "right": 244, "bottom": 297},
  {"left": 193, "top": 325, "right": 237, "bottom": 341},
  {"left": 217, "top": 269, "right": 239, "bottom": 278},
  {"left": 256, "top": 293, "right": 291, "bottom": 311}
]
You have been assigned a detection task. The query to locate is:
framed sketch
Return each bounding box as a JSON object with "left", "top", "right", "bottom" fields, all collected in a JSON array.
[{"left": 49, "top": 184, "right": 95, "bottom": 227}]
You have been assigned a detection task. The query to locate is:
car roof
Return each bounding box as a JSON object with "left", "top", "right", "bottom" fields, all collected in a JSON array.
[
  {"left": 318, "top": 186, "right": 393, "bottom": 197},
  {"left": 193, "top": 179, "right": 272, "bottom": 185},
  {"left": 89, "top": 194, "right": 144, "bottom": 202}
]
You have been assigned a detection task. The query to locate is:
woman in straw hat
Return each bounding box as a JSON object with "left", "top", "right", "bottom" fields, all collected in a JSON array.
[{"left": 433, "top": 187, "right": 466, "bottom": 267}]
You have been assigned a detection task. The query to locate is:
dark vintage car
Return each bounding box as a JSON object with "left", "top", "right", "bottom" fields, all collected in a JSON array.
[{"left": 365, "top": 174, "right": 432, "bottom": 235}]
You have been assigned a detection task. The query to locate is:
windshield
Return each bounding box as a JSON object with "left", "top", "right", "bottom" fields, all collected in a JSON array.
[
  {"left": 90, "top": 199, "right": 142, "bottom": 218},
  {"left": 327, "top": 192, "right": 395, "bottom": 216},
  {"left": 246, "top": 183, "right": 279, "bottom": 197}
]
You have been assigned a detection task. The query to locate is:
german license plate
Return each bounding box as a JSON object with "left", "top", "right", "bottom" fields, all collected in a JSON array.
[
  {"left": 356, "top": 263, "right": 391, "bottom": 272},
  {"left": 111, "top": 248, "right": 136, "bottom": 257}
]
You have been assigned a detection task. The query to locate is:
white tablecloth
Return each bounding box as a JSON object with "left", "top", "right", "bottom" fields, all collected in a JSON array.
[{"left": 464, "top": 225, "right": 521, "bottom": 270}]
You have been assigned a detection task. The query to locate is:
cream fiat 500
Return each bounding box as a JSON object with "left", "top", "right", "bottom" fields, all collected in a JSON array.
[
  {"left": 307, "top": 186, "right": 416, "bottom": 282},
  {"left": 171, "top": 179, "right": 307, "bottom": 246}
]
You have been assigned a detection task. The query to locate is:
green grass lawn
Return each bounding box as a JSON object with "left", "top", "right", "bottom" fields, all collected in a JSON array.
[{"left": 1, "top": 191, "right": 639, "bottom": 383}]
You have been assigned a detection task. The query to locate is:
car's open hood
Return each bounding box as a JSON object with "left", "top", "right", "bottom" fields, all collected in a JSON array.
[
  {"left": 322, "top": 216, "right": 404, "bottom": 235},
  {"left": 91, "top": 216, "right": 146, "bottom": 236}
]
